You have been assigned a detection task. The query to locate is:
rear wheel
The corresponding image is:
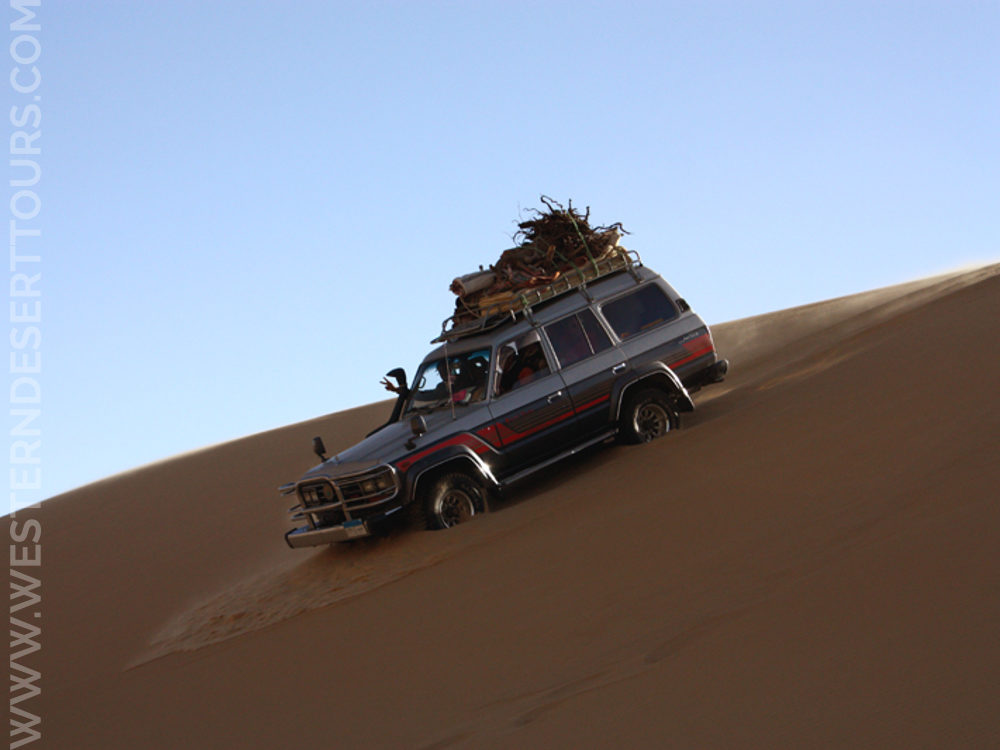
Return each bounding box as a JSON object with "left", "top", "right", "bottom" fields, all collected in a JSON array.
[
  {"left": 413, "top": 472, "right": 490, "bottom": 530},
  {"left": 620, "top": 388, "right": 679, "bottom": 444}
]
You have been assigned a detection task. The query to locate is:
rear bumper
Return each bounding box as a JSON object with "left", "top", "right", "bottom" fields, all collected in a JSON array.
[
  {"left": 684, "top": 358, "right": 729, "bottom": 390},
  {"left": 703, "top": 358, "right": 729, "bottom": 383}
]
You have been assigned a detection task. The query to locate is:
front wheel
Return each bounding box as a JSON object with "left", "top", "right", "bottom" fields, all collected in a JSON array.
[
  {"left": 413, "top": 472, "right": 490, "bottom": 530},
  {"left": 619, "top": 388, "right": 679, "bottom": 444}
]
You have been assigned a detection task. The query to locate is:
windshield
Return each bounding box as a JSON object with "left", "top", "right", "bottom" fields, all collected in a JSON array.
[{"left": 406, "top": 348, "right": 492, "bottom": 414}]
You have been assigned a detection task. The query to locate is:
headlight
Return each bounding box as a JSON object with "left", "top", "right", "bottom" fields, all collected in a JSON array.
[
  {"left": 300, "top": 486, "right": 324, "bottom": 506},
  {"left": 361, "top": 479, "right": 378, "bottom": 494}
]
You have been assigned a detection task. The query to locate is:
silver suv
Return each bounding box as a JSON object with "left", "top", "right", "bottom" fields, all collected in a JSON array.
[{"left": 279, "top": 255, "right": 728, "bottom": 547}]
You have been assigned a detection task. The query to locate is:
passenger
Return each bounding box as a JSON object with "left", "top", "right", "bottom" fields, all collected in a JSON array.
[
  {"left": 380, "top": 377, "right": 404, "bottom": 394},
  {"left": 496, "top": 345, "right": 519, "bottom": 395},
  {"left": 514, "top": 344, "right": 548, "bottom": 387},
  {"left": 381, "top": 360, "right": 452, "bottom": 395}
]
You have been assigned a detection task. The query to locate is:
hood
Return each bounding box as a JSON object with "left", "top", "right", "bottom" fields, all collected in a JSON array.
[
  {"left": 297, "top": 420, "right": 408, "bottom": 481},
  {"left": 296, "top": 407, "right": 473, "bottom": 482}
]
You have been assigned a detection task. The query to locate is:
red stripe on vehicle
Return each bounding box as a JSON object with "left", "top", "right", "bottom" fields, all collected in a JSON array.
[
  {"left": 475, "top": 424, "right": 504, "bottom": 449},
  {"left": 682, "top": 333, "right": 711, "bottom": 352},
  {"left": 669, "top": 345, "right": 714, "bottom": 369},
  {"left": 495, "top": 408, "right": 575, "bottom": 446},
  {"left": 395, "top": 433, "right": 491, "bottom": 472},
  {"left": 572, "top": 393, "right": 611, "bottom": 414},
  {"left": 492, "top": 392, "right": 611, "bottom": 447}
]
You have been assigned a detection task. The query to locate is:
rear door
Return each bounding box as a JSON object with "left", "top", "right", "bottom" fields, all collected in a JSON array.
[{"left": 542, "top": 308, "right": 626, "bottom": 438}]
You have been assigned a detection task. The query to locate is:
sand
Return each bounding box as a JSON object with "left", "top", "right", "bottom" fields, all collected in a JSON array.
[{"left": 7, "top": 264, "right": 999, "bottom": 748}]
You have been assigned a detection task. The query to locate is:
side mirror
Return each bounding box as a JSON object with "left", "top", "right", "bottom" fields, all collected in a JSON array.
[
  {"left": 405, "top": 415, "right": 427, "bottom": 450},
  {"left": 312, "top": 436, "right": 328, "bottom": 462}
]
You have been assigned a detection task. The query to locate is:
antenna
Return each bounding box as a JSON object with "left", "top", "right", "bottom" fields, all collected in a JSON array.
[{"left": 444, "top": 339, "right": 456, "bottom": 420}]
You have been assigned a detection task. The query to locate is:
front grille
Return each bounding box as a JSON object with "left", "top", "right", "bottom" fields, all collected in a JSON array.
[
  {"left": 336, "top": 466, "right": 399, "bottom": 507},
  {"left": 313, "top": 508, "right": 346, "bottom": 527},
  {"left": 292, "top": 467, "right": 399, "bottom": 530}
]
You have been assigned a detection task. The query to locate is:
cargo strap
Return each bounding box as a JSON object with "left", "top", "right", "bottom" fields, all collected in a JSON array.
[{"left": 568, "top": 213, "right": 600, "bottom": 276}]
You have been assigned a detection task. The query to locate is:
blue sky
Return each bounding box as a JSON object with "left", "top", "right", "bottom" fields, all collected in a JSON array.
[{"left": 7, "top": 1, "right": 998, "bottom": 506}]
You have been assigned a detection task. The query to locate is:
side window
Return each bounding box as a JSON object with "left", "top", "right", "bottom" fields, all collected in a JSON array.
[
  {"left": 601, "top": 284, "right": 678, "bottom": 340},
  {"left": 545, "top": 316, "right": 589, "bottom": 368},
  {"left": 494, "top": 331, "right": 552, "bottom": 396},
  {"left": 545, "top": 309, "right": 612, "bottom": 368}
]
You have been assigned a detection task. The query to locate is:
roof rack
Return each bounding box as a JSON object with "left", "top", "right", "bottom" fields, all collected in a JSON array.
[{"left": 433, "top": 248, "right": 643, "bottom": 343}]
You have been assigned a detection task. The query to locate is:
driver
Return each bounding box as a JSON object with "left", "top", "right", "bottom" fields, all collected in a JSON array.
[
  {"left": 424, "top": 359, "right": 471, "bottom": 403},
  {"left": 387, "top": 353, "right": 488, "bottom": 407}
]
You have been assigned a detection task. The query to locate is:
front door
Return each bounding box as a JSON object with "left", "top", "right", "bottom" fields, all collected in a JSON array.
[{"left": 486, "top": 330, "right": 576, "bottom": 478}]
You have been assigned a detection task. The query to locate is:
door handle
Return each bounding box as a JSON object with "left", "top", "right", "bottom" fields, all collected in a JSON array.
[
  {"left": 612, "top": 362, "right": 627, "bottom": 374},
  {"left": 547, "top": 390, "right": 564, "bottom": 404}
]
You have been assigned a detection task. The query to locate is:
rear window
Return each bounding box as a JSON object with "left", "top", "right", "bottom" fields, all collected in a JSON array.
[{"left": 601, "top": 284, "right": 678, "bottom": 340}]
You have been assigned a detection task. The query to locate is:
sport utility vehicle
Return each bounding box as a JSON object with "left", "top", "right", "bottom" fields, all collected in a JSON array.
[{"left": 279, "top": 254, "right": 727, "bottom": 547}]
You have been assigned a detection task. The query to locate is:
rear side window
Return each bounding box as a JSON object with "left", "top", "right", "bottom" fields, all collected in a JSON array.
[
  {"left": 545, "top": 309, "right": 612, "bottom": 368},
  {"left": 601, "top": 284, "right": 678, "bottom": 340}
]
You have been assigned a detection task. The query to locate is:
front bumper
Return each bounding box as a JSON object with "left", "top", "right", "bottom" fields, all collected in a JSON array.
[
  {"left": 283, "top": 465, "right": 403, "bottom": 548},
  {"left": 285, "top": 519, "right": 371, "bottom": 547},
  {"left": 284, "top": 502, "right": 407, "bottom": 548}
]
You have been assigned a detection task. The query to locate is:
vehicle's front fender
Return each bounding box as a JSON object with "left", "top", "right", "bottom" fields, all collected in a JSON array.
[{"left": 398, "top": 438, "right": 501, "bottom": 505}]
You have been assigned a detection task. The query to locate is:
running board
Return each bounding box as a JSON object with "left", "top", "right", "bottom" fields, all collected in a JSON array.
[{"left": 499, "top": 429, "right": 618, "bottom": 488}]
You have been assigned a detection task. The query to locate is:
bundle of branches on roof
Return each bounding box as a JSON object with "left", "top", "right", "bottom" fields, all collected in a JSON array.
[{"left": 450, "top": 197, "right": 628, "bottom": 323}]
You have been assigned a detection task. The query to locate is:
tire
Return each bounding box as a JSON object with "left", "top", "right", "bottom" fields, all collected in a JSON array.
[
  {"left": 413, "top": 472, "right": 490, "bottom": 530},
  {"left": 619, "top": 388, "right": 679, "bottom": 444}
]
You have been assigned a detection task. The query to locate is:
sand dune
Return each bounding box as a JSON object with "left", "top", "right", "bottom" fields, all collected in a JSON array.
[{"left": 8, "top": 264, "right": 999, "bottom": 748}]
